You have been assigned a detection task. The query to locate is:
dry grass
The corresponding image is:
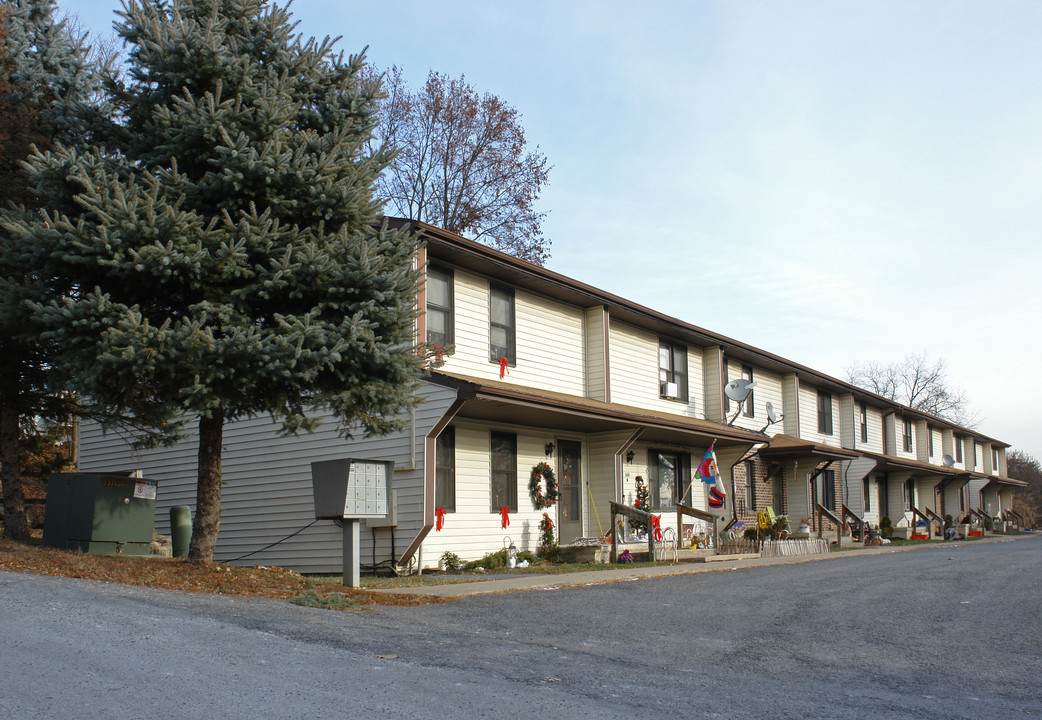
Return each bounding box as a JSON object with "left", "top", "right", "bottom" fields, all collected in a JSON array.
[{"left": 0, "top": 537, "right": 452, "bottom": 608}]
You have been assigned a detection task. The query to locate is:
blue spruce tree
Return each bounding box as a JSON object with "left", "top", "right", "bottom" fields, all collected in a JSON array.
[{"left": 5, "top": 0, "right": 427, "bottom": 561}]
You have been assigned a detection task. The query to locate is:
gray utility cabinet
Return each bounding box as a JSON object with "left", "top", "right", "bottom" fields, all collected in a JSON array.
[{"left": 42, "top": 473, "right": 158, "bottom": 555}]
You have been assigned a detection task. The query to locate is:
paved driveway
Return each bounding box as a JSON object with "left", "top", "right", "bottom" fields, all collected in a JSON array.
[{"left": 1, "top": 536, "right": 1039, "bottom": 719}]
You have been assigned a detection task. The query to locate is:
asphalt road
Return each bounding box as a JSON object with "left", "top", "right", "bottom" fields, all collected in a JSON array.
[{"left": 2, "top": 537, "right": 1040, "bottom": 719}]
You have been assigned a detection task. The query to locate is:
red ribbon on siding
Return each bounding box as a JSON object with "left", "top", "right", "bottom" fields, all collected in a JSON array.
[
  {"left": 435, "top": 507, "right": 447, "bottom": 531},
  {"left": 651, "top": 514, "right": 663, "bottom": 542},
  {"left": 500, "top": 506, "right": 511, "bottom": 529},
  {"left": 498, "top": 356, "right": 509, "bottom": 379}
]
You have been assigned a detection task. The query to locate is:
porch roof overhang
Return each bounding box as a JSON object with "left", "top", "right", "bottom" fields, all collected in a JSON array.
[
  {"left": 427, "top": 371, "right": 765, "bottom": 448},
  {"left": 981, "top": 474, "right": 1027, "bottom": 490},
  {"left": 756, "top": 434, "right": 860, "bottom": 463},
  {"left": 854, "top": 449, "right": 957, "bottom": 482}
]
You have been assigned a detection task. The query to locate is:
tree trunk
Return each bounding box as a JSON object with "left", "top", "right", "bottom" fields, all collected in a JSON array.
[
  {"left": 188, "top": 408, "right": 224, "bottom": 563},
  {"left": 0, "top": 400, "right": 30, "bottom": 541}
]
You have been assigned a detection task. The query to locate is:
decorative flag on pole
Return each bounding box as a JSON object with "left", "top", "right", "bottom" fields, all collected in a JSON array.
[
  {"left": 435, "top": 507, "right": 447, "bottom": 531},
  {"left": 500, "top": 506, "right": 511, "bottom": 529},
  {"left": 708, "top": 486, "right": 726, "bottom": 508},
  {"left": 695, "top": 445, "right": 720, "bottom": 485},
  {"left": 696, "top": 444, "right": 728, "bottom": 510}
]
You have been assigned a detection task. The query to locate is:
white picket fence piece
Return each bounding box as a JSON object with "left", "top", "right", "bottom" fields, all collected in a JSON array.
[{"left": 760, "top": 538, "right": 830, "bottom": 558}]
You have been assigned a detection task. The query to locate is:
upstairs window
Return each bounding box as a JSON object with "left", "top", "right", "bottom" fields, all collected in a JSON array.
[
  {"left": 902, "top": 419, "right": 913, "bottom": 453},
  {"left": 489, "top": 284, "right": 515, "bottom": 365},
  {"left": 859, "top": 403, "right": 868, "bottom": 443},
  {"left": 928, "top": 428, "right": 934, "bottom": 457},
  {"left": 817, "top": 391, "right": 833, "bottom": 435},
  {"left": 658, "top": 341, "right": 688, "bottom": 402},
  {"left": 992, "top": 447, "right": 999, "bottom": 471},
  {"left": 426, "top": 266, "right": 453, "bottom": 348},
  {"left": 955, "top": 434, "right": 963, "bottom": 462},
  {"left": 435, "top": 426, "right": 455, "bottom": 512}
]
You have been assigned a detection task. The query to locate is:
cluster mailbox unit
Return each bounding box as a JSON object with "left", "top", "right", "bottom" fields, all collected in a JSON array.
[{"left": 310, "top": 458, "right": 393, "bottom": 587}]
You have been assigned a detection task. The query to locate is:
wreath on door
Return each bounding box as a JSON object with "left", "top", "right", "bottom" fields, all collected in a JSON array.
[{"left": 529, "top": 461, "right": 560, "bottom": 509}]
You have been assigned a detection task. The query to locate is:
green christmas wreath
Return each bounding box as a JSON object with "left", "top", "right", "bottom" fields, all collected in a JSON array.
[{"left": 529, "top": 461, "right": 559, "bottom": 509}]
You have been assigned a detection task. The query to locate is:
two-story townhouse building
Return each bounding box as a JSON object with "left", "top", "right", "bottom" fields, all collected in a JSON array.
[{"left": 76, "top": 219, "right": 1025, "bottom": 571}]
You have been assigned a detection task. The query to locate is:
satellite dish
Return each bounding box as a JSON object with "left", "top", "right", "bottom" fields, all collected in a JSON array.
[
  {"left": 759, "top": 400, "right": 784, "bottom": 433},
  {"left": 942, "top": 454, "right": 955, "bottom": 467},
  {"left": 724, "top": 379, "right": 756, "bottom": 404},
  {"left": 725, "top": 379, "right": 756, "bottom": 426}
]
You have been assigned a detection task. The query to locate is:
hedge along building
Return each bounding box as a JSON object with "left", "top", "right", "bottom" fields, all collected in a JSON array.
[{"left": 77, "top": 220, "right": 1024, "bottom": 571}]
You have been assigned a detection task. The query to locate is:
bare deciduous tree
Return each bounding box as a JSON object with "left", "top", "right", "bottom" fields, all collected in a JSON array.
[
  {"left": 374, "top": 67, "right": 552, "bottom": 265},
  {"left": 1007, "top": 449, "right": 1042, "bottom": 527},
  {"left": 846, "top": 351, "right": 979, "bottom": 426}
]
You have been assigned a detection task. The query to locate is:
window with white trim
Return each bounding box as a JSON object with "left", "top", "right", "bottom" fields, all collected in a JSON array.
[
  {"left": 817, "top": 391, "right": 833, "bottom": 435},
  {"left": 658, "top": 341, "right": 688, "bottom": 402},
  {"left": 426, "top": 266, "right": 453, "bottom": 348},
  {"left": 489, "top": 285, "right": 515, "bottom": 364}
]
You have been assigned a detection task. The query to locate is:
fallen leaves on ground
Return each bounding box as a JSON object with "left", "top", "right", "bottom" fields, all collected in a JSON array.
[{"left": 0, "top": 537, "right": 451, "bottom": 607}]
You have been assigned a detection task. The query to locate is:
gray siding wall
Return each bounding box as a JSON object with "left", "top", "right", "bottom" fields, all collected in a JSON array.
[{"left": 78, "top": 384, "right": 459, "bottom": 573}]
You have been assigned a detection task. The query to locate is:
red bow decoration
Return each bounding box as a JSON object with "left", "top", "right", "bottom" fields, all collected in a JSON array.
[
  {"left": 542, "top": 512, "right": 554, "bottom": 529},
  {"left": 435, "top": 506, "right": 447, "bottom": 531},
  {"left": 651, "top": 514, "right": 663, "bottom": 542},
  {"left": 500, "top": 506, "right": 511, "bottom": 529},
  {"left": 498, "top": 356, "right": 509, "bottom": 379}
]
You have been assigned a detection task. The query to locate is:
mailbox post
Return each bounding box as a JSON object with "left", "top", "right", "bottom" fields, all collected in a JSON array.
[{"left": 311, "top": 458, "right": 393, "bottom": 588}]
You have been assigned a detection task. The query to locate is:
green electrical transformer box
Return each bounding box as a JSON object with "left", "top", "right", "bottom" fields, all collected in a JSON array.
[{"left": 43, "top": 473, "right": 159, "bottom": 556}]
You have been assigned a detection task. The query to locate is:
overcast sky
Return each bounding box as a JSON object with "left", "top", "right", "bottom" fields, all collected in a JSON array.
[{"left": 59, "top": 0, "right": 1042, "bottom": 461}]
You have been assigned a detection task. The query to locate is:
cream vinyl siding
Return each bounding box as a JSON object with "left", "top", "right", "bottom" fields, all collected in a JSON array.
[
  {"left": 852, "top": 405, "right": 885, "bottom": 453},
  {"left": 895, "top": 416, "right": 916, "bottom": 460},
  {"left": 589, "top": 430, "right": 635, "bottom": 535},
  {"left": 702, "top": 346, "right": 723, "bottom": 424},
  {"left": 584, "top": 306, "right": 609, "bottom": 401},
  {"left": 781, "top": 375, "right": 800, "bottom": 437},
  {"left": 929, "top": 428, "right": 944, "bottom": 466},
  {"left": 419, "top": 421, "right": 572, "bottom": 565},
  {"left": 941, "top": 482, "right": 965, "bottom": 517},
  {"left": 77, "top": 384, "right": 459, "bottom": 574},
  {"left": 437, "top": 270, "right": 585, "bottom": 395},
  {"left": 843, "top": 457, "right": 878, "bottom": 519},
  {"left": 838, "top": 394, "right": 855, "bottom": 449},
  {"left": 798, "top": 385, "right": 839, "bottom": 446},
  {"left": 915, "top": 422, "right": 930, "bottom": 463},
  {"left": 913, "top": 478, "right": 937, "bottom": 515},
  {"left": 967, "top": 476, "right": 989, "bottom": 511},
  {"left": 608, "top": 321, "right": 702, "bottom": 418},
  {"left": 725, "top": 361, "right": 783, "bottom": 435}
]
